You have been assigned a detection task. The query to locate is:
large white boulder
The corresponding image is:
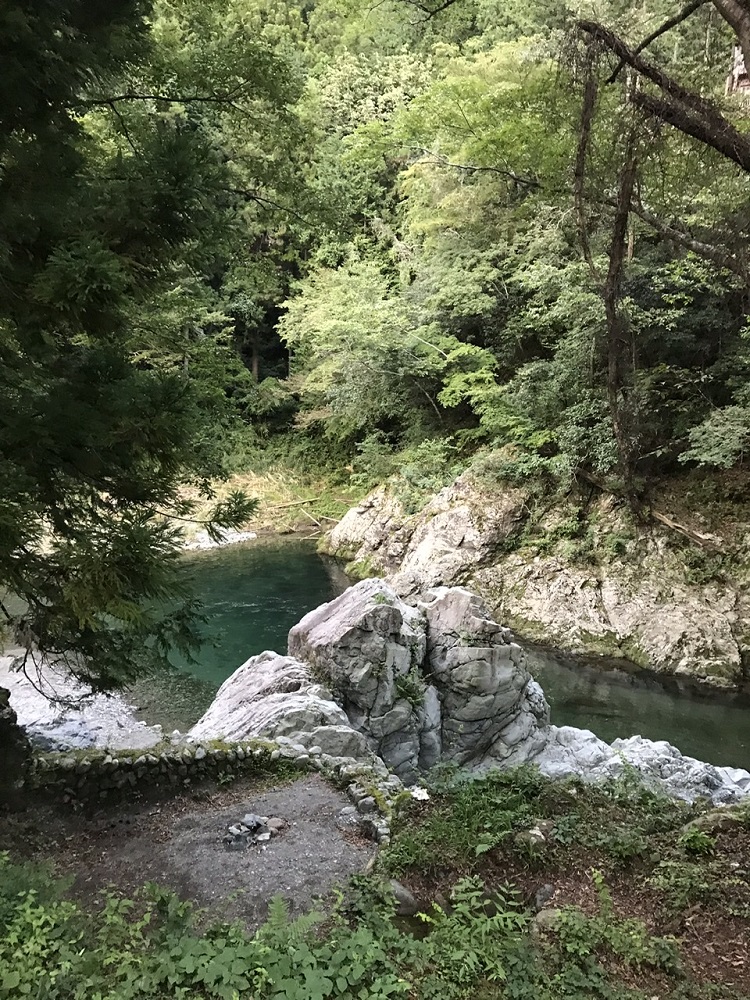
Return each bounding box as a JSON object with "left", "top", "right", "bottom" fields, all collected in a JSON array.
[
  {"left": 189, "top": 651, "right": 355, "bottom": 749},
  {"left": 189, "top": 579, "right": 750, "bottom": 806}
]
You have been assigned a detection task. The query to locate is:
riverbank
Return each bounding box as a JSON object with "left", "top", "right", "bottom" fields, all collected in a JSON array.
[
  {"left": 321, "top": 462, "right": 750, "bottom": 692},
  {"left": 0, "top": 654, "right": 163, "bottom": 752},
  {"left": 2, "top": 535, "right": 347, "bottom": 752},
  {"left": 180, "top": 467, "right": 364, "bottom": 542}
]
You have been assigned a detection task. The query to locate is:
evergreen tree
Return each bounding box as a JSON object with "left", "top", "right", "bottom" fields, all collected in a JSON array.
[{"left": 0, "top": 0, "right": 299, "bottom": 690}]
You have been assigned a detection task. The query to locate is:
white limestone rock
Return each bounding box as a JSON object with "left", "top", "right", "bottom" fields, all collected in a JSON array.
[
  {"left": 183, "top": 528, "right": 258, "bottom": 551},
  {"left": 322, "top": 478, "right": 746, "bottom": 689},
  {"left": 188, "top": 579, "right": 750, "bottom": 808},
  {"left": 188, "top": 651, "right": 357, "bottom": 752},
  {"left": 288, "top": 579, "right": 429, "bottom": 780},
  {"left": 420, "top": 587, "right": 549, "bottom": 766},
  {"left": 0, "top": 656, "right": 162, "bottom": 752},
  {"left": 509, "top": 726, "right": 750, "bottom": 805}
]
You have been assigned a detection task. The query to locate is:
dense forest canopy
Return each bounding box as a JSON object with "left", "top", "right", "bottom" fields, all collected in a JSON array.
[{"left": 2, "top": 0, "right": 750, "bottom": 688}]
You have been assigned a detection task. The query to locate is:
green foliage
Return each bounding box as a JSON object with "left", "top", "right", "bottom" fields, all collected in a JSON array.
[
  {"left": 648, "top": 856, "right": 750, "bottom": 918},
  {"left": 678, "top": 827, "right": 717, "bottom": 855},
  {"left": 385, "top": 766, "right": 545, "bottom": 875},
  {"left": 0, "top": 0, "right": 302, "bottom": 690},
  {"left": 680, "top": 405, "right": 750, "bottom": 469},
  {"left": 0, "top": 854, "right": 535, "bottom": 1000},
  {"left": 2, "top": 755, "right": 748, "bottom": 1000},
  {"left": 394, "top": 668, "right": 426, "bottom": 707},
  {"left": 556, "top": 870, "right": 680, "bottom": 972},
  {"left": 5, "top": 0, "right": 750, "bottom": 698},
  {"left": 0, "top": 853, "right": 411, "bottom": 1000}
]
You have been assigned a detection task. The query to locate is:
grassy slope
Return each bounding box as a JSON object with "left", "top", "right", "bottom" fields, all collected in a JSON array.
[{"left": 182, "top": 467, "right": 365, "bottom": 539}]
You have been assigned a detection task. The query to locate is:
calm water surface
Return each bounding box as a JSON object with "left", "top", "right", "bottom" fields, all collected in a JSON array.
[
  {"left": 526, "top": 649, "right": 750, "bottom": 771},
  {"left": 131, "top": 536, "right": 346, "bottom": 732},
  {"left": 134, "top": 540, "right": 750, "bottom": 770}
]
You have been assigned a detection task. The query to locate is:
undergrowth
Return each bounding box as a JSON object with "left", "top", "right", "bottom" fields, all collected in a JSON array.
[{"left": 2, "top": 767, "right": 749, "bottom": 1000}]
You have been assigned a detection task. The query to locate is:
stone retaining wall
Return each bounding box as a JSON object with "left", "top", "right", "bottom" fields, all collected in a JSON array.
[{"left": 27, "top": 736, "right": 404, "bottom": 844}]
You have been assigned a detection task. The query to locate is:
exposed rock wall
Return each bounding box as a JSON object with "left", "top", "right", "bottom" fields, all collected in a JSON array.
[
  {"left": 189, "top": 579, "right": 750, "bottom": 805},
  {"left": 322, "top": 478, "right": 748, "bottom": 689}
]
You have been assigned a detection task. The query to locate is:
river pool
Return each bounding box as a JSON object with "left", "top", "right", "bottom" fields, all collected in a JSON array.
[{"left": 132, "top": 538, "right": 750, "bottom": 770}]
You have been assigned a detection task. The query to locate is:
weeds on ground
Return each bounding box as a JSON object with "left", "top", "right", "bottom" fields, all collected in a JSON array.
[
  {"left": 0, "top": 854, "right": 535, "bottom": 1000},
  {"left": 385, "top": 764, "right": 693, "bottom": 876},
  {"left": 3, "top": 766, "right": 749, "bottom": 1000},
  {"left": 384, "top": 765, "right": 545, "bottom": 876}
]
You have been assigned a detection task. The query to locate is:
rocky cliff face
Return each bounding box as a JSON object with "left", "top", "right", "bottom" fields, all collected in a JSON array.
[
  {"left": 321, "top": 477, "right": 749, "bottom": 690},
  {"left": 190, "top": 579, "right": 750, "bottom": 804}
]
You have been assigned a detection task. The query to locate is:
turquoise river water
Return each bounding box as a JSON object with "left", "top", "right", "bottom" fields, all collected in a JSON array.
[{"left": 132, "top": 537, "right": 750, "bottom": 771}]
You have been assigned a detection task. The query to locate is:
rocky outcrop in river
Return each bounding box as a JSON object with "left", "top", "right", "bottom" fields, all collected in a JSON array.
[
  {"left": 320, "top": 476, "right": 749, "bottom": 689},
  {"left": 190, "top": 578, "right": 750, "bottom": 804}
]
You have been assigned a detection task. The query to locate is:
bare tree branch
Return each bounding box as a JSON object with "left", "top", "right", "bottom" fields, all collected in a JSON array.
[
  {"left": 574, "top": 46, "right": 602, "bottom": 281},
  {"left": 397, "top": 0, "right": 461, "bottom": 17},
  {"left": 223, "top": 187, "right": 313, "bottom": 225},
  {"left": 579, "top": 19, "right": 717, "bottom": 115},
  {"left": 633, "top": 89, "right": 750, "bottom": 171},
  {"left": 579, "top": 19, "right": 750, "bottom": 173},
  {"left": 410, "top": 146, "right": 541, "bottom": 187},
  {"left": 630, "top": 197, "right": 749, "bottom": 280},
  {"left": 602, "top": 123, "right": 639, "bottom": 487}
]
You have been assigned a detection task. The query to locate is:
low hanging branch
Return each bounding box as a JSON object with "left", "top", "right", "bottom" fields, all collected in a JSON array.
[
  {"left": 576, "top": 470, "right": 725, "bottom": 549},
  {"left": 579, "top": 19, "right": 717, "bottom": 115},
  {"left": 634, "top": 90, "right": 750, "bottom": 172},
  {"left": 411, "top": 147, "right": 541, "bottom": 188},
  {"left": 396, "top": 0, "right": 460, "bottom": 16}
]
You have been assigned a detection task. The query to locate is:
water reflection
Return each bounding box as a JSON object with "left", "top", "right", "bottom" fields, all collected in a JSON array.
[{"left": 525, "top": 646, "right": 750, "bottom": 770}]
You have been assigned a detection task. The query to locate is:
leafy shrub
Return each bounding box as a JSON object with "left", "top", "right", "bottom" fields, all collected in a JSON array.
[
  {"left": 648, "top": 858, "right": 748, "bottom": 916},
  {"left": 0, "top": 853, "right": 550, "bottom": 1000},
  {"left": 391, "top": 438, "right": 466, "bottom": 514},
  {"left": 677, "top": 827, "right": 716, "bottom": 855},
  {"left": 556, "top": 870, "right": 680, "bottom": 972},
  {"left": 680, "top": 405, "right": 750, "bottom": 469}
]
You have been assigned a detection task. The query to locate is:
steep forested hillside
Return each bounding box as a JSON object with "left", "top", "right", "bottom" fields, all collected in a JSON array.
[{"left": 3, "top": 0, "right": 750, "bottom": 689}]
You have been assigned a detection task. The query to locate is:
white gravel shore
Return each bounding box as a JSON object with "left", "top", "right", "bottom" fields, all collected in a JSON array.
[{"left": 0, "top": 652, "right": 163, "bottom": 751}]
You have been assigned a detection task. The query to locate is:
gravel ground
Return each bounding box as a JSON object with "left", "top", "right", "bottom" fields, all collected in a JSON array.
[
  {"left": 0, "top": 653, "right": 163, "bottom": 751},
  {"left": 160, "top": 776, "right": 374, "bottom": 925},
  {"left": 2, "top": 774, "right": 375, "bottom": 929}
]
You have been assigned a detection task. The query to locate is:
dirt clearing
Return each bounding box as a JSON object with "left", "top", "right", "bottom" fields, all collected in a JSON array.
[{"left": 0, "top": 773, "right": 375, "bottom": 928}]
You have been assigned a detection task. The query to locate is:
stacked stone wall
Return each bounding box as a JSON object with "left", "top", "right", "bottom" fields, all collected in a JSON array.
[{"left": 26, "top": 736, "right": 404, "bottom": 843}]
